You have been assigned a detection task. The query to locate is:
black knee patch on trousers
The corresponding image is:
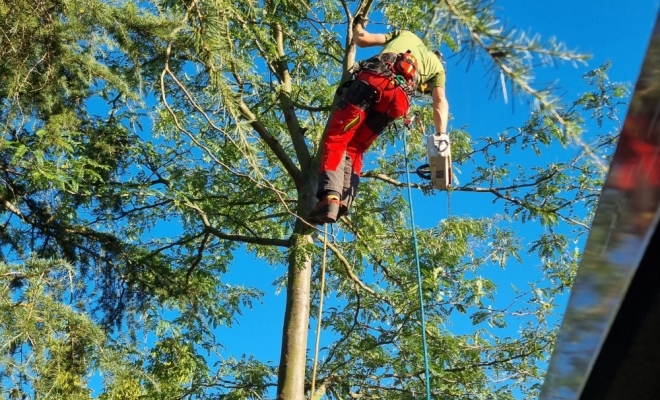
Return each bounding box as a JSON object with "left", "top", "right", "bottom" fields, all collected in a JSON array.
[
  {"left": 337, "top": 80, "right": 376, "bottom": 111},
  {"left": 365, "top": 110, "right": 395, "bottom": 135}
]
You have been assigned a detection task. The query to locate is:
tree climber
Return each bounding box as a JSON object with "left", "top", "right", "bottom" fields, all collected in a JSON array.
[{"left": 308, "top": 15, "right": 450, "bottom": 224}]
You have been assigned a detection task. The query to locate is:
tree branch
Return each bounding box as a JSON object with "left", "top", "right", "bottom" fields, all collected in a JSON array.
[
  {"left": 186, "top": 201, "right": 291, "bottom": 248},
  {"left": 271, "top": 22, "right": 311, "bottom": 169},
  {"left": 443, "top": 338, "right": 553, "bottom": 373},
  {"left": 292, "top": 100, "right": 332, "bottom": 112},
  {"left": 317, "top": 235, "right": 377, "bottom": 296},
  {"left": 238, "top": 101, "right": 304, "bottom": 187}
]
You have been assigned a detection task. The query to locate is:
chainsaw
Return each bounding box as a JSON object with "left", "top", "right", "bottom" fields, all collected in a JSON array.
[
  {"left": 416, "top": 133, "right": 452, "bottom": 190},
  {"left": 405, "top": 113, "right": 452, "bottom": 190}
]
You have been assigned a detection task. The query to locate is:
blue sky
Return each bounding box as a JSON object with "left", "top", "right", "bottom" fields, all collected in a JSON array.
[
  {"left": 452, "top": 0, "right": 660, "bottom": 144},
  {"left": 217, "top": 0, "right": 660, "bottom": 391}
]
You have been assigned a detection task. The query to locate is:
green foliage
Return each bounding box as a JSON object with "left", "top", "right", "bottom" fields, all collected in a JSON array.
[
  {"left": 1, "top": 259, "right": 109, "bottom": 399},
  {"left": 0, "top": 0, "right": 624, "bottom": 399}
]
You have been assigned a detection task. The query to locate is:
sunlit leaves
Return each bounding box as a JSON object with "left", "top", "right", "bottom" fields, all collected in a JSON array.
[{"left": 0, "top": 0, "right": 627, "bottom": 398}]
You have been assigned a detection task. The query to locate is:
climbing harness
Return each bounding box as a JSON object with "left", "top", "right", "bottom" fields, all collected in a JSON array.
[{"left": 402, "top": 117, "right": 433, "bottom": 400}]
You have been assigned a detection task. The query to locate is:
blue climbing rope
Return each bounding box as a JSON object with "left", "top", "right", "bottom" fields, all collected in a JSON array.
[{"left": 401, "top": 118, "right": 432, "bottom": 400}]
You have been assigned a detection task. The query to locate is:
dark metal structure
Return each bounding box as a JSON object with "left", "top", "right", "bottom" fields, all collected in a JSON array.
[{"left": 540, "top": 11, "right": 660, "bottom": 400}]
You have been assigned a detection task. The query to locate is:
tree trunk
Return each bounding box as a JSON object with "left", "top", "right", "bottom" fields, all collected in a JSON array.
[{"left": 277, "top": 230, "right": 314, "bottom": 400}]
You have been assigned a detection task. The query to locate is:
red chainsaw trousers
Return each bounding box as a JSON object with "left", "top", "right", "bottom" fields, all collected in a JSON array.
[{"left": 317, "top": 71, "right": 410, "bottom": 205}]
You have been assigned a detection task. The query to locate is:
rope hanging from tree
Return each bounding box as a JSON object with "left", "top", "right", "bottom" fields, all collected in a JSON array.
[
  {"left": 310, "top": 224, "right": 328, "bottom": 399},
  {"left": 402, "top": 119, "right": 433, "bottom": 400},
  {"left": 309, "top": 124, "right": 434, "bottom": 400}
]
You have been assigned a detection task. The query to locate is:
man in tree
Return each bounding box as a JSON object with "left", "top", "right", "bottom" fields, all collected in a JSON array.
[{"left": 308, "top": 15, "right": 450, "bottom": 224}]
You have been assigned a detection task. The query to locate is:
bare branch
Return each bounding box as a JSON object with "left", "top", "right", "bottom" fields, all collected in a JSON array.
[
  {"left": 186, "top": 202, "right": 291, "bottom": 248},
  {"left": 238, "top": 101, "right": 304, "bottom": 186}
]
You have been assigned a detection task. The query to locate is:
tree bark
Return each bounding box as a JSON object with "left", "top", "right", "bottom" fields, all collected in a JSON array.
[
  {"left": 276, "top": 2, "right": 379, "bottom": 396},
  {"left": 277, "top": 231, "right": 314, "bottom": 400}
]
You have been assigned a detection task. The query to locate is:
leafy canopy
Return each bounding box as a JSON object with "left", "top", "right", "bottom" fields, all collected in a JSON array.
[{"left": 0, "top": 0, "right": 627, "bottom": 399}]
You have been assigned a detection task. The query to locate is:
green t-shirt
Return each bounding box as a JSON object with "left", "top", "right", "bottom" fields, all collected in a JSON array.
[{"left": 382, "top": 30, "right": 446, "bottom": 93}]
